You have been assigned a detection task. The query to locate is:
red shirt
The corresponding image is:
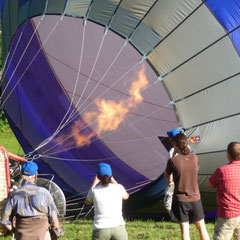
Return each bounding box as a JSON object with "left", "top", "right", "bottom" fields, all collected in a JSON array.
[{"left": 209, "top": 160, "right": 240, "bottom": 218}]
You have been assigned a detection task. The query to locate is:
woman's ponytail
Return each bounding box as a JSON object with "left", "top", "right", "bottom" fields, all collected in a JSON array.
[{"left": 174, "top": 133, "right": 190, "bottom": 155}]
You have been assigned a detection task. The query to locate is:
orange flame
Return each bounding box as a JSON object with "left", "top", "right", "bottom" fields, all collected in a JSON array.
[
  {"left": 83, "top": 65, "right": 148, "bottom": 136},
  {"left": 55, "top": 65, "right": 149, "bottom": 148},
  {"left": 71, "top": 121, "right": 96, "bottom": 146},
  {"left": 54, "top": 120, "right": 96, "bottom": 148},
  {"left": 129, "top": 66, "right": 148, "bottom": 104},
  {"left": 84, "top": 99, "right": 129, "bottom": 134}
]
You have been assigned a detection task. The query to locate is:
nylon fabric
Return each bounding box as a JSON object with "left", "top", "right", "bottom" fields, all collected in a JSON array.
[{"left": 66, "top": 0, "right": 91, "bottom": 17}]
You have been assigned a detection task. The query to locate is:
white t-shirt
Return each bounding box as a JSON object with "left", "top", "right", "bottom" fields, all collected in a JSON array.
[
  {"left": 168, "top": 146, "right": 192, "bottom": 159},
  {"left": 87, "top": 183, "right": 127, "bottom": 229},
  {"left": 168, "top": 147, "right": 175, "bottom": 159}
]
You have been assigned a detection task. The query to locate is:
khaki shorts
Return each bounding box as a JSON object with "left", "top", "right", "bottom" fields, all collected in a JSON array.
[
  {"left": 213, "top": 216, "right": 240, "bottom": 240},
  {"left": 93, "top": 225, "right": 128, "bottom": 240}
]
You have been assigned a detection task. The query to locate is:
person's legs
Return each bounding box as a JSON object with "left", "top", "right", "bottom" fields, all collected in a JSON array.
[
  {"left": 232, "top": 215, "right": 240, "bottom": 240},
  {"left": 194, "top": 219, "right": 209, "bottom": 240},
  {"left": 179, "top": 222, "right": 190, "bottom": 240},
  {"left": 213, "top": 217, "right": 234, "bottom": 240},
  {"left": 111, "top": 225, "right": 128, "bottom": 240},
  {"left": 92, "top": 229, "right": 111, "bottom": 240},
  {"left": 234, "top": 227, "right": 240, "bottom": 240}
]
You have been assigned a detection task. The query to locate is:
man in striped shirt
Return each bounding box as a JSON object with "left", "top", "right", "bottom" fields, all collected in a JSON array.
[{"left": 208, "top": 142, "right": 240, "bottom": 240}]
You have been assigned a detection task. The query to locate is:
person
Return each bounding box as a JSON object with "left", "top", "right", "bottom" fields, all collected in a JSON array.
[
  {"left": 85, "top": 163, "right": 129, "bottom": 240},
  {"left": 207, "top": 142, "right": 240, "bottom": 240},
  {"left": 167, "top": 129, "right": 180, "bottom": 160},
  {"left": 1, "top": 161, "right": 61, "bottom": 240},
  {"left": 163, "top": 129, "right": 180, "bottom": 215},
  {"left": 164, "top": 133, "right": 209, "bottom": 240}
]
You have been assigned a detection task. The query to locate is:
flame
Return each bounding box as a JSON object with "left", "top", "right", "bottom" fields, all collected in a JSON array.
[
  {"left": 55, "top": 65, "right": 149, "bottom": 149},
  {"left": 54, "top": 120, "right": 96, "bottom": 148},
  {"left": 84, "top": 99, "right": 129, "bottom": 134},
  {"left": 71, "top": 121, "right": 96, "bottom": 146},
  {"left": 129, "top": 66, "right": 148, "bottom": 104},
  {"left": 83, "top": 65, "right": 148, "bottom": 136}
]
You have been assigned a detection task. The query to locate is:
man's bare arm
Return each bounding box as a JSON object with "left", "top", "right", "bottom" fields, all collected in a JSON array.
[{"left": 207, "top": 179, "right": 216, "bottom": 189}]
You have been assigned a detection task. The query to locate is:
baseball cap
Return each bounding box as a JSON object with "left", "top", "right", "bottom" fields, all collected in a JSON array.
[
  {"left": 22, "top": 161, "right": 38, "bottom": 176},
  {"left": 98, "top": 163, "right": 112, "bottom": 177},
  {"left": 167, "top": 129, "right": 180, "bottom": 138}
]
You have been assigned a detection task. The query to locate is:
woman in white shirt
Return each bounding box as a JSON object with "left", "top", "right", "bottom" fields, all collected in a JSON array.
[{"left": 85, "top": 163, "right": 129, "bottom": 240}]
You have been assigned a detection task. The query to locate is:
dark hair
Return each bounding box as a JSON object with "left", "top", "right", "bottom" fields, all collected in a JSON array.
[
  {"left": 98, "top": 175, "right": 111, "bottom": 187},
  {"left": 227, "top": 142, "right": 240, "bottom": 160},
  {"left": 174, "top": 133, "right": 190, "bottom": 155}
]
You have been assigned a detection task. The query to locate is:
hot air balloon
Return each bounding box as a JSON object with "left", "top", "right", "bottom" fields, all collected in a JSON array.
[{"left": 0, "top": 0, "right": 240, "bottom": 219}]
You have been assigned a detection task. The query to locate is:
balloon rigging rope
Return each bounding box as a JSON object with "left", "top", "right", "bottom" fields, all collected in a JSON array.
[
  {"left": 5, "top": 2, "right": 198, "bottom": 156},
  {"left": 63, "top": 20, "right": 87, "bottom": 119},
  {"left": 64, "top": 177, "right": 153, "bottom": 212},
  {"left": 42, "top": 103, "right": 172, "bottom": 157},
  {"left": 74, "top": 203, "right": 88, "bottom": 221},
  {"left": 65, "top": 179, "right": 149, "bottom": 203},
  {"left": 67, "top": 196, "right": 86, "bottom": 203},
  {"left": 41, "top": 74, "right": 172, "bottom": 156},
  {"left": 37, "top": 22, "right": 240, "bottom": 156},
  {"left": 60, "top": 60, "right": 141, "bottom": 129},
  {"left": 2, "top": 4, "right": 188, "bottom": 160},
  {"left": 0, "top": 0, "right": 70, "bottom": 107},
  {"left": 83, "top": 205, "right": 94, "bottom": 219},
  {"left": 43, "top": 60, "right": 140, "bottom": 153},
  {"left": 65, "top": 42, "right": 126, "bottom": 123},
  {"left": 66, "top": 27, "right": 107, "bottom": 121},
  {"left": 34, "top": 21, "right": 87, "bottom": 152},
  {"left": 40, "top": 60, "right": 141, "bottom": 155},
  {"left": 2, "top": 1, "right": 216, "bottom": 160},
  {"left": 0, "top": 23, "right": 27, "bottom": 89},
  {"left": 40, "top": 151, "right": 131, "bottom": 161},
  {"left": 63, "top": 179, "right": 155, "bottom": 221},
  {"left": 0, "top": 18, "right": 62, "bottom": 108},
  {"left": 0, "top": 18, "right": 44, "bottom": 104},
  {"left": 34, "top": 23, "right": 125, "bottom": 154}
]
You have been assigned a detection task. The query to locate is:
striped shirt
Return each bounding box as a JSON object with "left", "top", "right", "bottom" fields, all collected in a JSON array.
[
  {"left": 209, "top": 160, "right": 240, "bottom": 218},
  {"left": 1, "top": 181, "right": 58, "bottom": 226}
]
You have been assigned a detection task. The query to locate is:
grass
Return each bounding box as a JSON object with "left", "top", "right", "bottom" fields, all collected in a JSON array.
[
  {"left": 1, "top": 219, "right": 215, "bottom": 240},
  {"left": 0, "top": 128, "right": 24, "bottom": 155}
]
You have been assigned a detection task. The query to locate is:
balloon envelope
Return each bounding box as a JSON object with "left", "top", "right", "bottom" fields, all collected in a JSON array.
[{"left": 1, "top": 0, "right": 240, "bottom": 215}]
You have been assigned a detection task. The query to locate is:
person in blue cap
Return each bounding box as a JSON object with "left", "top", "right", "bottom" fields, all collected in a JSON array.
[
  {"left": 167, "top": 128, "right": 180, "bottom": 159},
  {"left": 1, "top": 161, "right": 61, "bottom": 240},
  {"left": 163, "top": 129, "right": 180, "bottom": 216},
  {"left": 85, "top": 163, "right": 129, "bottom": 240}
]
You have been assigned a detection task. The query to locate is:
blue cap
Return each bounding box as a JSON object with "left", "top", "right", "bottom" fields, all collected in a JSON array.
[
  {"left": 22, "top": 161, "right": 38, "bottom": 176},
  {"left": 98, "top": 163, "right": 112, "bottom": 177},
  {"left": 167, "top": 129, "right": 180, "bottom": 138}
]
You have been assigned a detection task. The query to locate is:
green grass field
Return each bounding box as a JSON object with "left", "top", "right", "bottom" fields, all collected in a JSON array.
[
  {"left": 1, "top": 219, "right": 215, "bottom": 240},
  {"left": 60, "top": 219, "right": 215, "bottom": 240},
  {"left": 0, "top": 128, "right": 216, "bottom": 239},
  {"left": 0, "top": 128, "right": 24, "bottom": 155}
]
